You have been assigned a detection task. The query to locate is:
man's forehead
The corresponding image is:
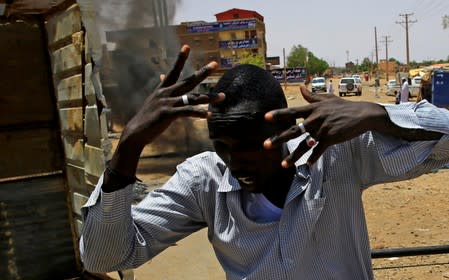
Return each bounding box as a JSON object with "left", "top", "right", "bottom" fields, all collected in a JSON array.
[
  {"left": 208, "top": 111, "right": 278, "bottom": 139},
  {"left": 208, "top": 111, "right": 266, "bottom": 123}
]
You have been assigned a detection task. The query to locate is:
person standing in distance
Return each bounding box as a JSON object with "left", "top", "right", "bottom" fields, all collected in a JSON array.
[
  {"left": 400, "top": 77, "right": 410, "bottom": 103},
  {"left": 326, "top": 79, "right": 334, "bottom": 94}
]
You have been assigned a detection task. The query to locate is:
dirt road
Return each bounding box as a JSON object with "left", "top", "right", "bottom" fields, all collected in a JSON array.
[{"left": 108, "top": 80, "right": 449, "bottom": 280}]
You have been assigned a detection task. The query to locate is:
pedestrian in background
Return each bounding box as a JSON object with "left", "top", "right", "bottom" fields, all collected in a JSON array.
[
  {"left": 326, "top": 79, "right": 334, "bottom": 94},
  {"left": 400, "top": 77, "right": 410, "bottom": 103}
]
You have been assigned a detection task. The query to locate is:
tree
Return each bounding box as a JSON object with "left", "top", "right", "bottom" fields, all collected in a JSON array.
[
  {"left": 238, "top": 51, "right": 265, "bottom": 68},
  {"left": 287, "top": 45, "right": 308, "bottom": 67},
  {"left": 287, "top": 44, "right": 329, "bottom": 75},
  {"left": 306, "top": 52, "right": 329, "bottom": 76},
  {"left": 359, "top": 57, "right": 372, "bottom": 72},
  {"left": 443, "top": 15, "right": 449, "bottom": 29}
]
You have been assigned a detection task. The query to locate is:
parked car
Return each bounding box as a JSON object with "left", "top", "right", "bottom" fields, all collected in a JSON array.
[
  {"left": 387, "top": 79, "right": 398, "bottom": 89},
  {"left": 411, "top": 76, "right": 422, "bottom": 86},
  {"left": 385, "top": 80, "right": 398, "bottom": 96},
  {"left": 352, "top": 74, "right": 361, "bottom": 80},
  {"left": 386, "top": 78, "right": 420, "bottom": 97},
  {"left": 338, "top": 77, "right": 362, "bottom": 96},
  {"left": 311, "top": 77, "right": 326, "bottom": 92}
]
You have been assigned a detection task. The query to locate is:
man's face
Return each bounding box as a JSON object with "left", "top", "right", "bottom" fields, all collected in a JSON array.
[{"left": 208, "top": 111, "right": 287, "bottom": 193}]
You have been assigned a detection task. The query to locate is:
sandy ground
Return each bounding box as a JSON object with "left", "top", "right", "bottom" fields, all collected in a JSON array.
[{"left": 107, "top": 79, "right": 449, "bottom": 280}]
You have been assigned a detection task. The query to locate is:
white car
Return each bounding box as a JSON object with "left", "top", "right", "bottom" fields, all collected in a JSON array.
[
  {"left": 352, "top": 74, "right": 361, "bottom": 80},
  {"left": 411, "top": 76, "right": 422, "bottom": 86},
  {"left": 311, "top": 77, "right": 326, "bottom": 92},
  {"left": 338, "top": 77, "right": 362, "bottom": 96},
  {"left": 386, "top": 80, "right": 400, "bottom": 96}
]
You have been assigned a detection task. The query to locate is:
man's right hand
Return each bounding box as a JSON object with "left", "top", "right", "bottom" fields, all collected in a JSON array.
[{"left": 105, "top": 45, "right": 225, "bottom": 184}]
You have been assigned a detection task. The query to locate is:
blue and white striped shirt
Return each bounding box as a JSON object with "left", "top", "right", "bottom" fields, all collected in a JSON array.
[{"left": 80, "top": 101, "right": 449, "bottom": 280}]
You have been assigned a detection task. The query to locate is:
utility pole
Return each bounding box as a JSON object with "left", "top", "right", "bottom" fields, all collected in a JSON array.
[
  {"left": 283, "top": 48, "right": 287, "bottom": 90},
  {"left": 396, "top": 13, "right": 417, "bottom": 66},
  {"left": 380, "top": 35, "right": 393, "bottom": 81},
  {"left": 374, "top": 27, "right": 379, "bottom": 65}
]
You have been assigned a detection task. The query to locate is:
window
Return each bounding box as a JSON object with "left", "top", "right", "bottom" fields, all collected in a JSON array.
[
  {"left": 230, "top": 32, "right": 236, "bottom": 40},
  {"left": 250, "top": 30, "right": 257, "bottom": 38}
]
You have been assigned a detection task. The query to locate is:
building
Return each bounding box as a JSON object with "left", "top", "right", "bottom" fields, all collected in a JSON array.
[
  {"left": 377, "top": 59, "right": 399, "bottom": 76},
  {"left": 177, "top": 8, "right": 267, "bottom": 74},
  {"left": 102, "top": 8, "right": 268, "bottom": 120}
]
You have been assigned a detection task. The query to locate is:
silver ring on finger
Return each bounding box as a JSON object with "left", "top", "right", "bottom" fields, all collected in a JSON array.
[
  {"left": 306, "top": 135, "right": 317, "bottom": 147},
  {"left": 181, "top": 94, "right": 189, "bottom": 105},
  {"left": 298, "top": 122, "right": 307, "bottom": 134}
]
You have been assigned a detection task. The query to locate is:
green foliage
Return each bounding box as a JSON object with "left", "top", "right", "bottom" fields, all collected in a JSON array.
[
  {"left": 286, "top": 44, "right": 329, "bottom": 75},
  {"left": 306, "top": 52, "right": 329, "bottom": 76},
  {"left": 238, "top": 51, "right": 265, "bottom": 68},
  {"left": 287, "top": 44, "right": 308, "bottom": 67},
  {"left": 358, "top": 57, "right": 373, "bottom": 72}
]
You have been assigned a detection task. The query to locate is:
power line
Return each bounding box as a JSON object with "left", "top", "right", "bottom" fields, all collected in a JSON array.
[
  {"left": 396, "top": 13, "right": 417, "bottom": 66},
  {"left": 419, "top": 1, "right": 449, "bottom": 19},
  {"left": 417, "top": 0, "right": 447, "bottom": 18}
]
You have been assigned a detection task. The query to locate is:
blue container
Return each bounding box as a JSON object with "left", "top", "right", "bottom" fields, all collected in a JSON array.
[{"left": 432, "top": 69, "right": 449, "bottom": 108}]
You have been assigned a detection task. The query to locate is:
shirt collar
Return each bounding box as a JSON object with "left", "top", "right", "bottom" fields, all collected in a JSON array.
[
  {"left": 217, "top": 167, "right": 241, "bottom": 192},
  {"left": 288, "top": 134, "right": 313, "bottom": 178}
]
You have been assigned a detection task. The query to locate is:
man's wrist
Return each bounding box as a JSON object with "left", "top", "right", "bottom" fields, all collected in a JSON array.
[{"left": 102, "top": 162, "right": 139, "bottom": 193}]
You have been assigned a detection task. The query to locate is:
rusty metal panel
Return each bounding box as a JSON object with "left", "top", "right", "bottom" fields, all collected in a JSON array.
[
  {"left": 55, "top": 74, "right": 83, "bottom": 103},
  {"left": 84, "top": 63, "right": 96, "bottom": 106},
  {"left": 66, "top": 164, "right": 87, "bottom": 195},
  {"left": 0, "top": 128, "right": 64, "bottom": 179},
  {"left": 6, "top": 0, "right": 68, "bottom": 15},
  {"left": 0, "top": 18, "right": 56, "bottom": 127},
  {"left": 62, "top": 135, "right": 84, "bottom": 164},
  {"left": 58, "top": 107, "right": 83, "bottom": 134},
  {"left": 84, "top": 105, "right": 102, "bottom": 147},
  {"left": 84, "top": 144, "right": 105, "bottom": 178},
  {"left": 45, "top": 3, "right": 81, "bottom": 44},
  {"left": 50, "top": 43, "right": 82, "bottom": 75},
  {"left": 72, "top": 192, "right": 88, "bottom": 216},
  {"left": 0, "top": 175, "right": 78, "bottom": 280}
]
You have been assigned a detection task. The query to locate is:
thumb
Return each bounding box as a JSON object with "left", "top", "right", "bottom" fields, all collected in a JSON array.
[{"left": 299, "top": 84, "right": 324, "bottom": 103}]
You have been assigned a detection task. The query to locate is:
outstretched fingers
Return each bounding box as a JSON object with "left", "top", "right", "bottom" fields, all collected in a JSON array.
[
  {"left": 167, "top": 61, "right": 218, "bottom": 97},
  {"left": 159, "top": 45, "right": 190, "bottom": 88},
  {"left": 175, "top": 92, "right": 225, "bottom": 107}
]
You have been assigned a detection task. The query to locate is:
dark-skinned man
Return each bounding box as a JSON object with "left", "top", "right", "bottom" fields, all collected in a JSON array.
[{"left": 80, "top": 45, "right": 449, "bottom": 279}]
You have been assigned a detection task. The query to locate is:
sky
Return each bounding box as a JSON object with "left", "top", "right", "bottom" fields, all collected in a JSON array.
[{"left": 173, "top": 0, "right": 449, "bottom": 67}]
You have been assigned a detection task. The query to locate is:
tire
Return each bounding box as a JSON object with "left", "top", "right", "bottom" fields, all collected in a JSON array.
[
  {"left": 339, "top": 92, "right": 343, "bottom": 97},
  {"left": 346, "top": 83, "right": 354, "bottom": 91}
]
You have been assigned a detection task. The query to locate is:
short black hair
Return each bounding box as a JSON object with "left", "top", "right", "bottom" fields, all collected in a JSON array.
[{"left": 209, "top": 64, "right": 288, "bottom": 114}]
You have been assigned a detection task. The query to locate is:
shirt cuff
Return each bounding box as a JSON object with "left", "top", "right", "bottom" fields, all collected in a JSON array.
[
  {"left": 380, "top": 103, "right": 422, "bottom": 129},
  {"left": 81, "top": 173, "right": 134, "bottom": 224},
  {"left": 373, "top": 102, "right": 443, "bottom": 176}
]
